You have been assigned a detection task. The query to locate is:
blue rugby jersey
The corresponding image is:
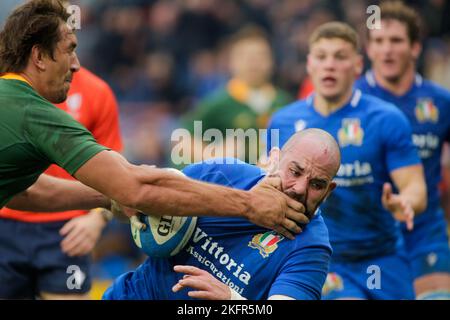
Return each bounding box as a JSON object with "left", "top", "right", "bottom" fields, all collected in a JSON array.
[
  {"left": 104, "top": 159, "right": 332, "bottom": 300},
  {"left": 356, "top": 71, "right": 450, "bottom": 226},
  {"left": 267, "top": 90, "right": 421, "bottom": 261}
]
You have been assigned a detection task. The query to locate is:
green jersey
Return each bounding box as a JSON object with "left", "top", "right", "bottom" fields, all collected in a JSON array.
[
  {"left": 183, "top": 80, "right": 292, "bottom": 133},
  {"left": 0, "top": 78, "right": 108, "bottom": 208},
  {"left": 181, "top": 79, "right": 292, "bottom": 164}
]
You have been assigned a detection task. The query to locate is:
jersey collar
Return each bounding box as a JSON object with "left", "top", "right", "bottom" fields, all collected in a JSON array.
[
  {"left": 349, "top": 89, "right": 362, "bottom": 107},
  {"left": 307, "top": 89, "right": 362, "bottom": 112},
  {"left": 365, "top": 69, "right": 423, "bottom": 89},
  {"left": 0, "top": 73, "right": 32, "bottom": 87}
]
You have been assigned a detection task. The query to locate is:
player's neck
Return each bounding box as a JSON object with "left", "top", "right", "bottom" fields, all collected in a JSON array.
[
  {"left": 373, "top": 66, "right": 416, "bottom": 96},
  {"left": 313, "top": 88, "right": 353, "bottom": 117},
  {"left": 15, "top": 68, "right": 38, "bottom": 91},
  {"left": 20, "top": 73, "right": 35, "bottom": 88},
  {"left": 20, "top": 67, "right": 47, "bottom": 97}
]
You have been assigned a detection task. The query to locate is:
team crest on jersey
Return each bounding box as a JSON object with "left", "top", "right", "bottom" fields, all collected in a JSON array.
[
  {"left": 322, "top": 272, "right": 344, "bottom": 296},
  {"left": 415, "top": 99, "right": 439, "bottom": 123},
  {"left": 338, "top": 119, "right": 364, "bottom": 147},
  {"left": 248, "top": 231, "right": 284, "bottom": 258}
]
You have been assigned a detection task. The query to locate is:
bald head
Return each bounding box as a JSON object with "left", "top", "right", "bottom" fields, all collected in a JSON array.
[
  {"left": 269, "top": 128, "right": 340, "bottom": 217},
  {"left": 281, "top": 128, "right": 341, "bottom": 177}
]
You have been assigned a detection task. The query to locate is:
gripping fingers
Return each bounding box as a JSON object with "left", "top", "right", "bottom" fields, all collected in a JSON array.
[
  {"left": 286, "top": 207, "right": 309, "bottom": 225},
  {"left": 285, "top": 196, "right": 305, "bottom": 213},
  {"left": 274, "top": 226, "right": 294, "bottom": 240},
  {"left": 263, "top": 176, "right": 283, "bottom": 191},
  {"left": 282, "top": 218, "right": 302, "bottom": 235}
]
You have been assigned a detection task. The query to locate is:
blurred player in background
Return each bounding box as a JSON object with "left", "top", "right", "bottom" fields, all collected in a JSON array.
[
  {"left": 268, "top": 22, "right": 427, "bottom": 299},
  {"left": 356, "top": 1, "right": 450, "bottom": 299},
  {"left": 104, "top": 129, "right": 338, "bottom": 300},
  {"left": 182, "top": 25, "right": 292, "bottom": 165},
  {"left": 0, "top": 66, "right": 123, "bottom": 299}
]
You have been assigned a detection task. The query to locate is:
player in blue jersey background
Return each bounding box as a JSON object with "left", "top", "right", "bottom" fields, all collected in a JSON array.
[
  {"left": 103, "top": 129, "right": 340, "bottom": 300},
  {"left": 268, "top": 22, "right": 427, "bottom": 300},
  {"left": 355, "top": 1, "right": 450, "bottom": 299}
]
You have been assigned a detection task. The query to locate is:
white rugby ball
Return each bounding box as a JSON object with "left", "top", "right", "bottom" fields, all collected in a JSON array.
[{"left": 130, "top": 168, "right": 197, "bottom": 258}]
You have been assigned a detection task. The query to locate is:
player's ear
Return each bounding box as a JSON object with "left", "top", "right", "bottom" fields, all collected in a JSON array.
[
  {"left": 324, "top": 182, "right": 337, "bottom": 201},
  {"left": 329, "top": 181, "right": 337, "bottom": 193},
  {"left": 411, "top": 41, "right": 422, "bottom": 60},
  {"left": 30, "top": 45, "right": 47, "bottom": 72}
]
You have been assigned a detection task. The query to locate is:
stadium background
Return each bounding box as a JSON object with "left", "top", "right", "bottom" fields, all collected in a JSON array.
[{"left": 1, "top": 0, "right": 449, "bottom": 299}]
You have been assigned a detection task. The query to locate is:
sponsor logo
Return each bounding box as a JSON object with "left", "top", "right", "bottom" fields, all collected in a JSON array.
[
  {"left": 335, "top": 161, "right": 374, "bottom": 186},
  {"left": 415, "top": 99, "right": 439, "bottom": 123},
  {"left": 248, "top": 231, "right": 284, "bottom": 258},
  {"left": 185, "top": 227, "right": 251, "bottom": 294},
  {"left": 337, "top": 161, "right": 372, "bottom": 177},
  {"left": 338, "top": 119, "right": 364, "bottom": 147},
  {"left": 412, "top": 133, "right": 439, "bottom": 159}
]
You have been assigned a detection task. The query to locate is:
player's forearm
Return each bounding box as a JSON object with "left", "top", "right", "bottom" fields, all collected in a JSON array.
[
  {"left": 73, "top": 151, "right": 252, "bottom": 219},
  {"left": 391, "top": 164, "right": 427, "bottom": 215},
  {"left": 132, "top": 166, "right": 252, "bottom": 218},
  {"left": 6, "top": 174, "right": 110, "bottom": 212},
  {"left": 61, "top": 182, "right": 111, "bottom": 211},
  {"left": 400, "top": 181, "right": 427, "bottom": 215}
]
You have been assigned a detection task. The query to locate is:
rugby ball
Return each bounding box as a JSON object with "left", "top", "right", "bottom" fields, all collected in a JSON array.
[{"left": 130, "top": 168, "right": 197, "bottom": 258}]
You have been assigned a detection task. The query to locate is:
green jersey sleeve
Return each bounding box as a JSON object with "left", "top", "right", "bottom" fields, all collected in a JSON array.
[
  {"left": 182, "top": 98, "right": 225, "bottom": 133},
  {"left": 23, "top": 102, "right": 109, "bottom": 175}
]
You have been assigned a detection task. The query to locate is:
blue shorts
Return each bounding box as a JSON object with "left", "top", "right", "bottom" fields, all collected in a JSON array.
[
  {"left": 402, "top": 208, "right": 450, "bottom": 279},
  {"left": 0, "top": 218, "right": 91, "bottom": 299},
  {"left": 322, "top": 252, "right": 415, "bottom": 300}
]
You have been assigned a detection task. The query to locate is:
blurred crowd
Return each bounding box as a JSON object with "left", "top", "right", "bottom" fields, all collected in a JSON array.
[
  {"left": 2, "top": 0, "right": 450, "bottom": 166},
  {"left": 1, "top": 0, "right": 450, "bottom": 298},
  {"left": 5, "top": 0, "right": 448, "bottom": 167}
]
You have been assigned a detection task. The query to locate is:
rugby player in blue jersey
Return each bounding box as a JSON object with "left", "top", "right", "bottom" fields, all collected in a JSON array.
[
  {"left": 103, "top": 129, "right": 340, "bottom": 300},
  {"left": 268, "top": 22, "right": 427, "bottom": 300},
  {"left": 355, "top": 1, "right": 450, "bottom": 299}
]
